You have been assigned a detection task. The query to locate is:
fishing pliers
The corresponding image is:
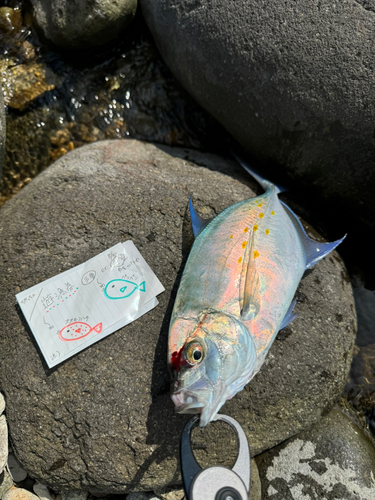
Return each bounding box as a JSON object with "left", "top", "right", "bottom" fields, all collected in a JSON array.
[{"left": 180, "top": 414, "right": 251, "bottom": 500}]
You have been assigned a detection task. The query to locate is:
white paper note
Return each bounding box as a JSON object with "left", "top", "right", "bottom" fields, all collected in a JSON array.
[{"left": 16, "top": 241, "right": 165, "bottom": 368}]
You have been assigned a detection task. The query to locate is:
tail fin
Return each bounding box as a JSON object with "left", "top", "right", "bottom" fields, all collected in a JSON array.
[
  {"left": 93, "top": 323, "right": 102, "bottom": 334},
  {"left": 232, "top": 151, "right": 287, "bottom": 194},
  {"left": 138, "top": 281, "right": 146, "bottom": 292}
]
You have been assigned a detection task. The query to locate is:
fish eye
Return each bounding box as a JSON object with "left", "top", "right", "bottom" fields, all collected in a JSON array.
[{"left": 185, "top": 341, "right": 205, "bottom": 365}]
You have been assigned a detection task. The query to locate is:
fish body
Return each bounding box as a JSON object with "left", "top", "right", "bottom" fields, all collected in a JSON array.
[
  {"left": 59, "top": 322, "right": 102, "bottom": 342},
  {"left": 104, "top": 279, "right": 146, "bottom": 300},
  {"left": 169, "top": 161, "right": 344, "bottom": 426}
]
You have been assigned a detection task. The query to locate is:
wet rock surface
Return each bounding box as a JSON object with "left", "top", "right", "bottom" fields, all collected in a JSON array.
[
  {"left": 30, "top": 0, "right": 138, "bottom": 49},
  {"left": 0, "top": 3, "right": 224, "bottom": 207},
  {"left": 0, "top": 140, "right": 355, "bottom": 492},
  {"left": 140, "top": 0, "right": 375, "bottom": 238},
  {"left": 256, "top": 406, "right": 375, "bottom": 500}
]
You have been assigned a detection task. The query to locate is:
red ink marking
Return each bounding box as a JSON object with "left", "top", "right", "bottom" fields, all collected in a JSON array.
[{"left": 58, "top": 322, "right": 103, "bottom": 342}]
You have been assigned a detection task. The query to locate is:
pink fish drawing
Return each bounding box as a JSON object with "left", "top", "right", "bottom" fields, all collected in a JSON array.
[{"left": 58, "top": 322, "right": 102, "bottom": 342}]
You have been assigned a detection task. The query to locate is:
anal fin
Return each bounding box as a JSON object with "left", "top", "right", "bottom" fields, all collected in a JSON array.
[{"left": 279, "top": 299, "right": 297, "bottom": 331}]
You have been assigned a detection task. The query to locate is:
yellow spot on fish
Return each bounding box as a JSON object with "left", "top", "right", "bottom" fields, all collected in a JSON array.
[
  {"left": 254, "top": 250, "right": 259, "bottom": 259},
  {"left": 258, "top": 203, "right": 263, "bottom": 207},
  {"left": 230, "top": 234, "right": 233, "bottom": 239},
  {"left": 242, "top": 241, "right": 247, "bottom": 249},
  {"left": 238, "top": 257, "right": 242, "bottom": 263},
  {"left": 244, "top": 227, "right": 249, "bottom": 233},
  {"left": 259, "top": 213, "right": 264, "bottom": 218},
  {"left": 265, "top": 229, "right": 270, "bottom": 235},
  {"left": 254, "top": 225, "right": 258, "bottom": 231},
  {"left": 271, "top": 211, "right": 275, "bottom": 215}
]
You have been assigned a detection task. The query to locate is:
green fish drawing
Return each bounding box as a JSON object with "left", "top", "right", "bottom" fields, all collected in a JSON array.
[{"left": 104, "top": 279, "right": 146, "bottom": 300}]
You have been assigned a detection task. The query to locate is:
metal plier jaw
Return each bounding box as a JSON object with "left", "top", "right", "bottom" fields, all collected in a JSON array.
[{"left": 180, "top": 414, "right": 251, "bottom": 500}]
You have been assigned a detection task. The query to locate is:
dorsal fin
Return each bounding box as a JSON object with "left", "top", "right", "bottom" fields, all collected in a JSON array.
[
  {"left": 189, "top": 196, "right": 212, "bottom": 238},
  {"left": 232, "top": 151, "right": 287, "bottom": 194},
  {"left": 240, "top": 230, "right": 261, "bottom": 319},
  {"left": 280, "top": 201, "right": 346, "bottom": 269}
]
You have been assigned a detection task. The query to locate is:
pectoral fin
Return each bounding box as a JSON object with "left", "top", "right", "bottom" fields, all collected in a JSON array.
[
  {"left": 189, "top": 196, "right": 212, "bottom": 238},
  {"left": 240, "top": 230, "right": 261, "bottom": 319}
]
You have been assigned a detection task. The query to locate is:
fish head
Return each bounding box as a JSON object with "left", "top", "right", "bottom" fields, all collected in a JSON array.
[{"left": 169, "top": 311, "right": 256, "bottom": 426}]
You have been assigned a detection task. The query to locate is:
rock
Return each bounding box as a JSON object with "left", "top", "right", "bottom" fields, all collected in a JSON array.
[
  {"left": 3, "top": 489, "right": 39, "bottom": 500},
  {"left": 250, "top": 459, "right": 261, "bottom": 500},
  {"left": 0, "top": 472, "right": 13, "bottom": 500},
  {"left": 159, "top": 491, "right": 184, "bottom": 500},
  {"left": 0, "top": 59, "right": 61, "bottom": 111},
  {"left": 32, "top": 483, "right": 53, "bottom": 500},
  {"left": 0, "top": 471, "right": 13, "bottom": 500},
  {"left": 256, "top": 406, "right": 375, "bottom": 499},
  {"left": 61, "top": 491, "right": 87, "bottom": 500},
  {"left": 7, "top": 455, "right": 27, "bottom": 483},
  {"left": 0, "top": 394, "right": 4, "bottom": 416},
  {"left": 0, "top": 8, "right": 22, "bottom": 33},
  {"left": 0, "top": 140, "right": 355, "bottom": 493},
  {"left": 0, "top": 83, "right": 5, "bottom": 180},
  {"left": 126, "top": 494, "right": 154, "bottom": 500},
  {"left": 0, "top": 417, "right": 8, "bottom": 475},
  {"left": 30, "top": 0, "right": 137, "bottom": 49},
  {"left": 140, "top": 0, "right": 375, "bottom": 239}
]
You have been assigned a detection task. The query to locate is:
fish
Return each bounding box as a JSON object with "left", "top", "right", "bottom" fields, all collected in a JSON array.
[
  {"left": 104, "top": 279, "right": 146, "bottom": 300},
  {"left": 168, "top": 156, "right": 345, "bottom": 427},
  {"left": 59, "top": 322, "right": 102, "bottom": 342}
]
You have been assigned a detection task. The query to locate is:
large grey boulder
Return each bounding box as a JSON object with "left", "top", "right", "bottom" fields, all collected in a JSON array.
[
  {"left": 256, "top": 406, "right": 375, "bottom": 499},
  {"left": 140, "top": 0, "right": 375, "bottom": 236},
  {"left": 0, "top": 140, "right": 355, "bottom": 493},
  {"left": 31, "top": 0, "right": 137, "bottom": 49}
]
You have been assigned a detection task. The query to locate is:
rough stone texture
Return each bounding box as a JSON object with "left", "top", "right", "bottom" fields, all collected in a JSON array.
[
  {"left": 31, "top": 0, "right": 137, "bottom": 49},
  {"left": 256, "top": 406, "right": 375, "bottom": 499},
  {"left": 0, "top": 394, "right": 4, "bottom": 416},
  {"left": 32, "top": 483, "right": 53, "bottom": 500},
  {"left": 250, "top": 458, "right": 262, "bottom": 500},
  {"left": 7, "top": 455, "right": 27, "bottom": 483},
  {"left": 60, "top": 492, "right": 87, "bottom": 500},
  {"left": 3, "top": 490, "right": 39, "bottom": 500},
  {"left": 0, "top": 84, "right": 5, "bottom": 180},
  {"left": 0, "top": 471, "right": 13, "bottom": 500},
  {"left": 0, "top": 417, "right": 7, "bottom": 476},
  {"left": 0, "top": 140, "right": 355, "bottom": 493},
  {"left": 140, "top": 0, "right": 375, "bottom": 239}
]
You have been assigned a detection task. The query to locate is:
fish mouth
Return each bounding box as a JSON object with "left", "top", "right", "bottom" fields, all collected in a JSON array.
[{"left": 171, "top": 390, "right": 204, "bottom": 414}]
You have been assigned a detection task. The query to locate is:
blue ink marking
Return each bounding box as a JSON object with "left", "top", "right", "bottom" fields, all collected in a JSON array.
[{"left": 104, "top": 279, "right": 146, "bottom": 300}]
